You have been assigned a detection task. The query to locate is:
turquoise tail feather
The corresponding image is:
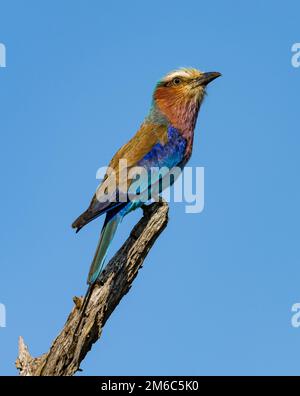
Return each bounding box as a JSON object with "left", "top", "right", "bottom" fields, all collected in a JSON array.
[{"left": 87, "top": 212, "right": 122, "bottom": 284}]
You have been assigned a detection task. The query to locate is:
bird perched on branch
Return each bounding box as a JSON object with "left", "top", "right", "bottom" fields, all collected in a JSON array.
[{"left": 72, "top": 68, "right": 220, "bottom": 288}]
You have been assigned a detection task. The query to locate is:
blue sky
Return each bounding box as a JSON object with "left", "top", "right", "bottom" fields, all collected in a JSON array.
[{"left": 0, "top": 0, "right": 300, "bottom": 375}]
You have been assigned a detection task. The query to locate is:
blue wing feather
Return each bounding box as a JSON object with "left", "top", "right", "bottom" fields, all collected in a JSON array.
[{"left": 85, "top": 125, "right": 186, "bottom": 284}]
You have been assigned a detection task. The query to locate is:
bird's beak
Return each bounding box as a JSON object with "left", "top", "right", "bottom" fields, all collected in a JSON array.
[{"left": 195, "top": 72, "right": 222, "bottom": 87}]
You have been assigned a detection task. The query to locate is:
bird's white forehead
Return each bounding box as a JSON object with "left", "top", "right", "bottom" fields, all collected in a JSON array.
[
  {"left": 162, "top": 68, "right": 202, "bottom": 82},
  {"left": 166, "top": 70, "right": 191, "bottom": 79}
]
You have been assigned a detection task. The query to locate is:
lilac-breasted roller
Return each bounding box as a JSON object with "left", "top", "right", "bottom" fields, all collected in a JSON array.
[{"left": 72, "top": 68, "right": 221, "bottom": 286}]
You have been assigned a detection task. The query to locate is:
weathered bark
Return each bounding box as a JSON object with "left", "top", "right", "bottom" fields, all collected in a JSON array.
[{"left": 16, "top": 201, "right": 169, "bottom": 376}]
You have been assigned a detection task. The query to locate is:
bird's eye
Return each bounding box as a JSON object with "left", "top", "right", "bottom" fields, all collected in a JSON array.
[{"left": 173, "top": 77, "right": 182, "bottom": 86}]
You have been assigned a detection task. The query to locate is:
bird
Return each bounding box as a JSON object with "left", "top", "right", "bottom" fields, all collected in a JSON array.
[{"left": 72, "top": 67, "right": 220, "bottom": 291}]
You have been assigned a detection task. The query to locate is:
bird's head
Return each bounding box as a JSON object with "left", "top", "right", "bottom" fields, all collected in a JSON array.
[{"left": 152, "top": 68, "right": 221, "bottom": 131}]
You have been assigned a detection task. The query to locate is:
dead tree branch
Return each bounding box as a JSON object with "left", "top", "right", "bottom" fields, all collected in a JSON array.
[{"left": 16, "top": 201, "right": 169, "bottom": 376}]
